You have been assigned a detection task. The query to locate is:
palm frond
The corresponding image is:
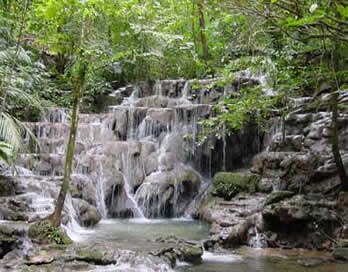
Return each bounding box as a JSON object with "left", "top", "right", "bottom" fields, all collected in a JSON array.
[
  {"left": 0, "top": 141, "right": 13, "bottom": 165},
  {"left": 0, "top": 112, "right": 23, "bottom": 152},
  {"left": 0, "top": 112, "right": 40, "bottom": 157},
  {"left": 5, "top": 86, "right": 42, "bottom": 109}
]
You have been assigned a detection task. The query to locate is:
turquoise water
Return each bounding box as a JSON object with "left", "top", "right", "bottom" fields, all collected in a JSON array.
[{"left": 81, "top": 219, "right": 348, "bottom": 272}]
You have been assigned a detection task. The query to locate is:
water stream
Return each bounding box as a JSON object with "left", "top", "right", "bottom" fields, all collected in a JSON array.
[{"left": 67, "top": 218, "right": 348, "bottom": 272}]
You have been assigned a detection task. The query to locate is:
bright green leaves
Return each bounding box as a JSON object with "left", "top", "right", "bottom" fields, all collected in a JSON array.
[
  {"left": 337, "top": 4, "right": 348, "bottom": 18},
  {"left": 282, "top": 14, "right": 324, "bottom": 27}
]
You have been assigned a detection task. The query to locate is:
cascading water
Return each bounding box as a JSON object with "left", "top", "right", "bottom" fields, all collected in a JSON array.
[
  {"left": 96, "top": 161, "right": 107, "bottom": 218},
  {"left": 61, "top": 194, "right": 95, "bottom": 242},
  {"left": 6, "top": 76, "right": 264, "bottom": 244}
]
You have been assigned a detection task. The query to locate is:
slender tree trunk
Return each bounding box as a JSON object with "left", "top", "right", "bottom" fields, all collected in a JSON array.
[
  {"left": 195, "top": 0, "right": 209, "bottom": 62},
  {"left": 331, "top": 92, "right": 348, "bottom": 191},
  {"left": 49, "top": 62, "right": 86, "bottom": 227}
]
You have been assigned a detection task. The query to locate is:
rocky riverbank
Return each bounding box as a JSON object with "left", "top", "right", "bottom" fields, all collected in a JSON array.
[{"left": 197, "top": 91, "right": 348, "bottom": 255}]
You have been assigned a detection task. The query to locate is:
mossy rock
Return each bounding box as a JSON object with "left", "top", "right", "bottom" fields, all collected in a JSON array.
[
  {"left": 265, "top": 191, "right": 295, "bottom": 206},
  {"left": 163, "top": 252, "right": 176, "bottom": 267},
  {"left": 212, "top": 172, "right": 261, "bottom": 200},
  {"left": 177, "top": 246, "right": 203, "bottom": 264},
  {"left": 76, "top": 249, "right": 117, "bottom": 265},
  {"left": 28, "top": 221, "right": 72, "bottom": 245}
]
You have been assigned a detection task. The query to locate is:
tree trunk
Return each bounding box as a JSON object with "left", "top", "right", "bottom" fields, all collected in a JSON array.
[
  {"left": 331, "top": 92, "right": 348, "bottom": 191},
  {"left": 196, "top": 0, "right": 209, "bottom": 62},
  {"left": 49, "top": 62, "right": 86, "bottom": 227}
]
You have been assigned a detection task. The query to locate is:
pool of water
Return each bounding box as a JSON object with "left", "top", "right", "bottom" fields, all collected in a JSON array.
[
  {"left": 72, "top": 219, "right": 348, "bottom": 272},
  {"left": 73, "top": 218, "right": 209, "bottom": 252}
]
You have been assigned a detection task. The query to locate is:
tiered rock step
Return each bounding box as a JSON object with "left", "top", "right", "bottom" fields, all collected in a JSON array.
[
  {"left": 16, "top": 139, "right": 158, "bottom": 176},
  {"left": 22, "top": 104, "right": 212, "bottom": 154},
  {"left": 9, "top": 79, "right": 236, "bottom": 220}
]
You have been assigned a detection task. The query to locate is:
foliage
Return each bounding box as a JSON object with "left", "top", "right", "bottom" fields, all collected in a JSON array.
[
  {"left": 0, "top": 141, "right": 12, "bottom": 166},
  {"left": 1, "top": 0, "right": 348, "bottom": 167},
  {"left": 28, "top": 221, "right": 72, "bottom": 244}
]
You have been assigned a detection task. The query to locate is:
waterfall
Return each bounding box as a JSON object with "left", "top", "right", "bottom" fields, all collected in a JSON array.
[
  {"left": 96, "top": 161, "right": 107, "bottom": 218},
  {"left": 10, "top": 77, "right": 263, "bottom": 231},
  {"left": 61, "top": 194, "right": 94, "bottom": 242},
  {"left": 253, "top": 226, "right": 262, "bottom": 249},
  {"left": 121, "top": 153, "right": 146, "bottom": 218}
]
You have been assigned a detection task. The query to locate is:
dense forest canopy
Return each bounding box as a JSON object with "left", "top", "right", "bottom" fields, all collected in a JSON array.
[{"left": 0, "top": 0, "right": 348, "bottom": 165}]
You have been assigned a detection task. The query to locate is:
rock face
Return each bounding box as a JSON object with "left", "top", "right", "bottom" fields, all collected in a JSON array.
[
  {"left": 199, "top": 192, "right": 266, "bottom": 248},
  {"left": 0, "top": 224, "right": 24, "bottom": 259},
  {"left": 198, "top": 92, "right": 348, "bottom": 250}
]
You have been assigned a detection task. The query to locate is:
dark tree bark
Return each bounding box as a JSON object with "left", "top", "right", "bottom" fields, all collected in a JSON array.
[
  {"left": 196, "top": 0, "right": 209, "bottom": 62},
  {"left": 331, "top": 92, "right": 348, "bottom": 191}
]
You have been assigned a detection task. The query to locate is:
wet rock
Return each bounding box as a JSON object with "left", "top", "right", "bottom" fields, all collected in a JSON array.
[
  {"left": 72, "top": 198, "right": 101, "bottom": 227},
  {"left": 152, "top": 236, "right": 203, "bottom": 266},
  {"left": 175, "top": 245, "right": 203, "bottom": 264},
  {"left": 212, "top": 172, "right": 260, "bottom": 200},
  {"left": 0, "top": 207, "right": 28, "bottom": 221},
  {"left": 70, "top": 175, "right": 98, "bottom": 207},
  {"left": 0, "top": 176, "right": 16, "bottom": 197},
  {"left": 75, "top": 248, "right": 117, "bottom": 265},
  {"left": 0, "top": 225, "right": 23, "bottom": 259},
  {"left": 199, "top": 193, "right": 266, "bottom": 248},
  {"left": 265, "top": 191, "right": 295, "bottom": 206},
  {"left": 135, "top": 167, "right": 201, "bottom": 218}
]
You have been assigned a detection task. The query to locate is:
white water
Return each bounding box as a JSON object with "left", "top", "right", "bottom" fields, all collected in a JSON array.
[
  {"left": 201, "top": 251, "right": 243, "bottom": 263},
  {"left": 62, "top": 194, "right": 95, "bottom": 242},
  {"left": 253, "top": 226, "right": 263, "bottom": 249},
  {"left": 96, "top": 161, "right": 107, "bottom": 218}
]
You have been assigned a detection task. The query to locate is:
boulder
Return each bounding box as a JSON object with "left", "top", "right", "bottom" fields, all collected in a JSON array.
[
  {"left": 135, "top": 168, "right": 201, "bottom": 218},
  {"left": 152, "top": 235, "right": 203, "bottom": 266},
  {"left": 72, "top": 198, "right": 102, "bottom": 227}
]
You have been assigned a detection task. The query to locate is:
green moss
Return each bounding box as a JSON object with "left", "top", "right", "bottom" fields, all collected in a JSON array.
[
  {"left": 163, "top": 252, "right": 176, "bottom": 267},
  {"left": 28, "top": 221, "right": 72, "bottom": 245},
  {"left": 212, "top": 172, "right": 261, "bottom": 200}
]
